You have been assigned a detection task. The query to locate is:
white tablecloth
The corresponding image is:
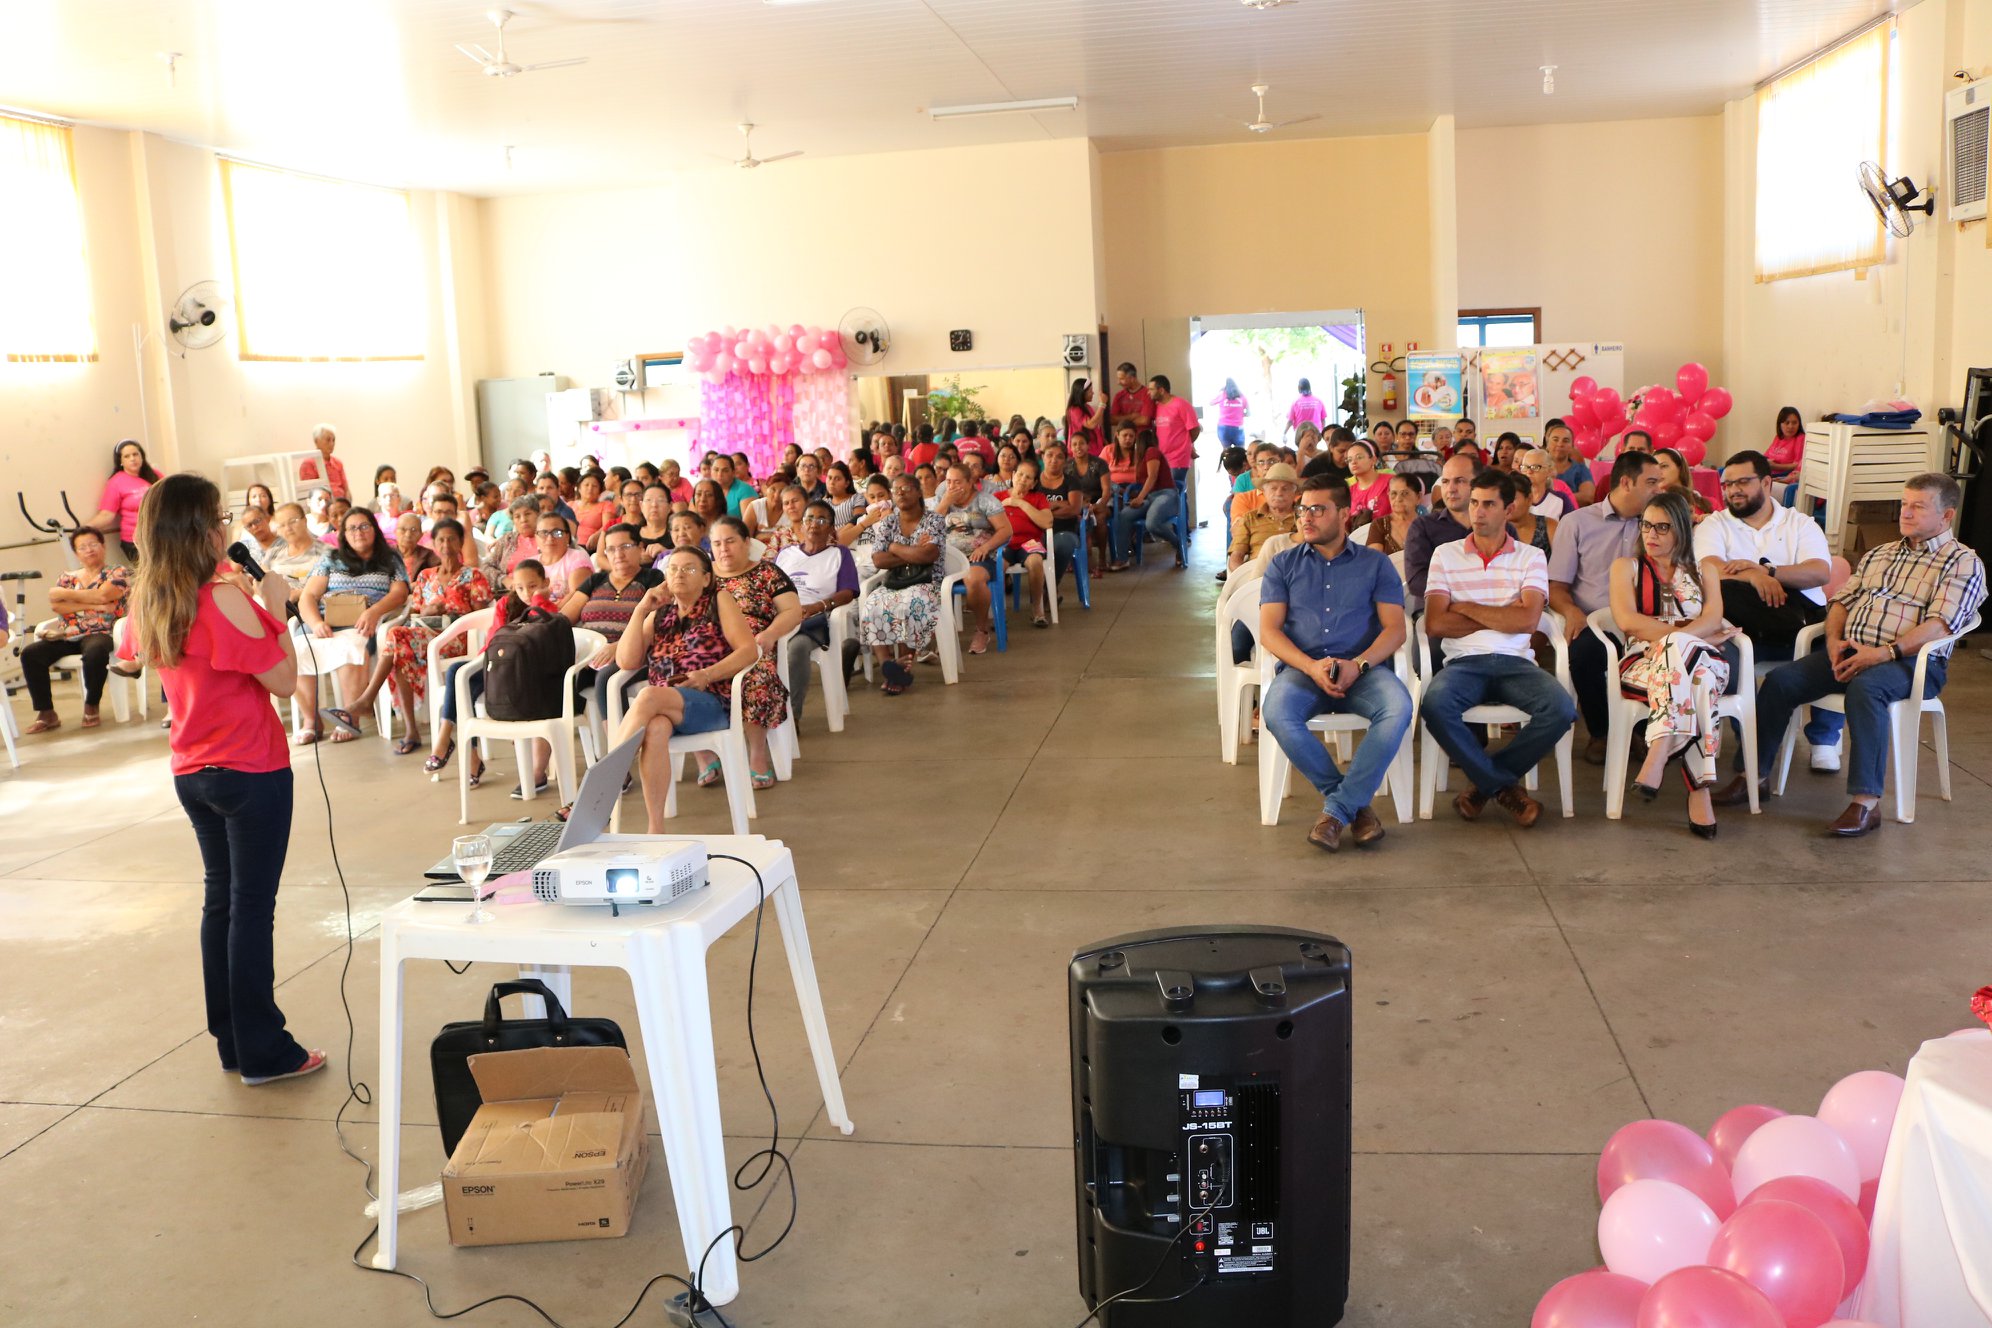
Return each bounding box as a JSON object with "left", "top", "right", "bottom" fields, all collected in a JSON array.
[{"left": 1855, "top": 1029, "right": 1992, "bottom": 1327}]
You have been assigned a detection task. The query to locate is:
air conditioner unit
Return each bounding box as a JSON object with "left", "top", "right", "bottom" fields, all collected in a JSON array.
[
  {"left": 1061, "top": 333, "right": 1094, "bottom": 369},
  {"left": 1946, "top": 79, "right": 1990, "bottom": 222}
]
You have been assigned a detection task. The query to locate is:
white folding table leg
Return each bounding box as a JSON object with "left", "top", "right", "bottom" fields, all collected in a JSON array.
[
  {"left": 372, "top": 930, "right": 407, "bottom": 1268},
  {"left": 770, "top": 881, "right": 855, "bottom": 1135}
]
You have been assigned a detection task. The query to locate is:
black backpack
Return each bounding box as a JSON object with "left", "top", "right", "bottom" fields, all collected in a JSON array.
[{"left": 482, "top": 605, "right": 575, "bottom": 720}]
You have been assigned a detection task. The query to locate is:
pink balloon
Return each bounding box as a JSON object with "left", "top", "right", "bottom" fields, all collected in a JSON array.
[
  {"left": 1732, "top": 1116, "right": 1860, "bottom": 1203},
  {"left": 1680, "top": 412, "right": 1716, "bottom": 444},
  {"left": 1599, "top": 1179, "right": 1721, "bottom": 1284},
  {"left": 1710, "top": 1199, "right": 1844, "bottom": 1328},
  {"left": 1821, "top": 1321, "right": 1885, "bottom": 1327},
  {"left": 1741, "top": 1176, "right": 1869, "bottom": 1300},
  {"left": 1678, "top": 438, "right": 1708, "bottom": 467},
  {"left": 1603, "top": 415, "right": 1630, "bottom": 441},
  {"left": 1599, "top": 1120, "right": 1737, "bottom": 1220},
  {"left": 1653, "top": 420, "right": 1683, "bottom": 448},
  {"left": 748, "top": 357, "right": 768, "bottom": 375},
  {"left": 1647, "top": 388, "right": 1683, "bottom": 422},
  {"left": 1534, "top": 1269, "right": 1647, "bottom": 1328},
  {"left": 1570, "top": 375, "right": 1600, "bottom": 401},
  {"left": 1676, "top": 363, "right": 1710, "bottom": 404},
  {"left": 714, "top": 353, "right": 736, "bottom": 377},
  {"left": 771, "top": 354, "right": 793, "bottom": 375},
  {"left": 1816, "top": 1071, "right": 1904, "bottom": 1183},
  {"left": 1699, "top": 387, "right": 1734, "bottom": 420},
  {"left": 1636, "top": 1266, "right": 1783, "bottom": 1328},
  {"left": 1577, "top": 436, "right": 1605, "bottom": 460},
  {"left": 1705, "top": 1106, "right": 1784, "bottom": 1170},
  {"left": 787, "top": 323, "right": 804, "bottom": 338},
  {"left": 811, "top": 348, "right": 832, "bottom": 370},
  {"left": 805, "top": 325, "right": 824, "bottom": 341},
  {"left": 1569, "top": 396, "right": 1602, "bottom": 427},
  {"left": 773, "top": 334, "right": 794, "bottom": 355},
  {"left": 1857, "top": 1178, "right": 1877, "bottom": 1224},
  {"left": 1594, "top": 387, "right": 1624, "bottom": 418},
  {"left": 733, "top": 340, "right": 752, "bottom": 361}
]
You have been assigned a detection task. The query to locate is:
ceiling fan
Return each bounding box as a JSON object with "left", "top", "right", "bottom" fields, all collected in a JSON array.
[
  {"left": 1224, "top": 83, "right": 1321, "bottom": 134},
  {"left": 725, "top": 123, "right": 802, "bottom": 169},
  {"left": 456, "top": 9, "right": 588, "bottom": 79}
]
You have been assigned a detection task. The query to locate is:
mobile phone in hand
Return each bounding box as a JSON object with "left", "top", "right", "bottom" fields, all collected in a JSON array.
[{"left": 1327, "top": 660, "right": 1343, "bottom": 685}]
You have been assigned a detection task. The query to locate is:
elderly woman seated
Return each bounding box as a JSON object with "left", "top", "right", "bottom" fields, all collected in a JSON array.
[
  {"left": 859, "top": 474, "right": 947, "bottom": 695},
  {"left": 296, "top": 508, "right": 410, "bottom": 744},
  {"left": 760, "top": 485, "right": 810, "bottom": 554},
  {"left": 610, "top": 548, "right": 763, "bottom": 834},
  {"left": 479, "top": 495, "right": 542, "bottom": 587},
  {"left": 394, "top": 510, "right": 439, "bottom": 583},
  {"left": 345, "top": 518, "right": 492, "bottom": 755},
  {"left": 20, "top": 527, "right": 131, "bottom": 734},
  {"left": 702, "top": 516, "right": 801, "bottom": 790}
]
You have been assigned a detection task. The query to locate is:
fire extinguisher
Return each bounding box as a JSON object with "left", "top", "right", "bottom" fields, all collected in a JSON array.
[
  {"left": 1379, "top": 367, "right": 1399, "bottom": 413},
  {"left": 1372, "top": 344, "right": 1405, "bottom": 414}
]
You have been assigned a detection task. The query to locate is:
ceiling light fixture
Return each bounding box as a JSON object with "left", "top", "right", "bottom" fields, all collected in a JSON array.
[
  {"left": 929, "top": 96, "right": 1079, "bottom": 120},
  {"left": 1239, "top": 0, "right": 1297, "bottom": 9},
  {"left": 1541, "top": 64, "right": 1556, "bottom": 94}
]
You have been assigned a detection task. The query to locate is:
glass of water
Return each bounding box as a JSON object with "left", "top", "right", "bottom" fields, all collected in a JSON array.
[{"left": 455, "top": 834, "right": 495, "bottom": 924}]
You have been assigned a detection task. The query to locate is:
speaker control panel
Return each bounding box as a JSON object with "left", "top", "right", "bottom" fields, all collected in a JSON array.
[{"left": 1177, "top": 1075, "right": 1279, "bottom": 1278}]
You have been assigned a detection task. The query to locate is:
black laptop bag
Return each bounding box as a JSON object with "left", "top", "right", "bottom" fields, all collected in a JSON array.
[{"left": 430, "top": 978, "right": 629, "bottom": 1157}]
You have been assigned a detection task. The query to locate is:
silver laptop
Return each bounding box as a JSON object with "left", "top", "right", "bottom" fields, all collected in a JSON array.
[{"left": 422, "top": 733, "right": 642, "bottom": 882}]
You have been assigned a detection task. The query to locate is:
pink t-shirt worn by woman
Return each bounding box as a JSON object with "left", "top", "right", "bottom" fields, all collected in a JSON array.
[
  {"left": 99, "top": 471, "right": 152, "bottom": 544},
  {"left": 1766, "top": 432, "right": 1804, "bottom": 472},
  {"left": 1210, "top": 395, "right": 1249, "bottom": 428}
]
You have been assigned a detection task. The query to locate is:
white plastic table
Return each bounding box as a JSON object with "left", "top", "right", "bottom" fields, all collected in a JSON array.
[{"left": 372, "top": 834, "right": 855, "bottom": 1305}]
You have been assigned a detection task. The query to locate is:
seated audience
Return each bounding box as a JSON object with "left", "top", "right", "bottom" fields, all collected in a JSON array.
[
  {"left": 1229, "top": 464, "right": 1300, "bottom": 664},
  {"left": 1403, "top": 454, "right": 1477, "bottom": 601},
  {"left": 529, "top": 513, "right": 595, "bottom": 602},
  {"left": 348, "top": 518, "right": 492, "bottom": 756},
  {"left": 1491, "top": 433, "right": 1521, "bottom": 472},
  {"left": 1545, "top": 419, "right": 1594, "bottom": 505},
  {"left": 1549, "top": 450, "right": 1665, "bottom": 762},
  {"left": 658, "top": 459, "right": 693, "bottom": 509},
  {"left": 20, "top": 527, "right": 131, "bottom": 734},
  {"left": 842, "top": 474, "right": 895, "bottom": 547},
  {"left": 1519, "top": 448, "right": 1576, "bottom": 520},
  {"left": 296, "top": 509, "right": 410, "bottom": 745},
  {"left": 1365, "top": 472, "right": 1422, "bottom": 557},
  {"left": 705, "top": 516, "right": 799, "bottom": 791},
  {"left": 395, "top": 511, "right": 439, "bottom": 582},
  {"left": 1420, "top": 469, "right": 1574, "bottom": 827},
  {"left": 534, "top": 472, "right": 577, "bottom": 522},
  {"left": 238, "top": 504, "right": 284, "bottom": 566},
  {"left": 1656, "top": 447, "right": 1714, "bottom": 519},
  {"left": 555, "top": 522, "right": 663, "bottom": 730},
  {"left": 997, "top": 458, "right": 1054, "bottom": 627},
  {"left": 633, "top": 484, "right": 674, "bottom": 563},
  {"left": 823, "top": 462, "right": 859, "bottom": 526},
  {"left": 934, "top": 462, "right": 1012, "bottom": 655},
  {"left": 1718, "top": 473, "right": 1986, "bottom": 837},
  {"left": 773, "top": 501, "right": 860, "bottom": 725},
  {"left": 668, "top": 510, "right": 709, "bottom": 557},
  {"left": 574, "top": 471, "right": 619, "bottom": 550},
  {"left": 1256, "top": 476, "right": 1412, "bottom": 852},
  {"left": 1107, "top": 430, "right": 1177, "bottom": 571},
  {"left": 744, "top": 470, "right": 790, "bottom": 539},
  {"left": 1610, "top": 488, "right": 1734, "bottom": 838},
  {"left": 859, "top": 474, "right": 946, "bottom": 695},
  {"left": 1509, "top": 477, "right": 1557, "bottom": 555},
  {"left": 268, "top": 503, "right": 324, "bottom": 590},
  {"left": 1343, "top": 440, "right": 1390, "bottom": 530},
  {"left": 1303, "top": 425, "right": 1354, "bottom": 482},
  {"left": 793, "top": 453, "right": 827, "bottom": 503},
  {"left": 480, "top": 496, "right": 542, "bottom": 585},
  {"left": 425, "top": 560, "right": 556, "bottom": 786}
]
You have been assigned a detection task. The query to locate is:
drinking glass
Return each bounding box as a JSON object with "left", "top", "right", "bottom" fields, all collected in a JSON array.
[{"left": 455, "top": 834, "right": 495, "bottom": 925}]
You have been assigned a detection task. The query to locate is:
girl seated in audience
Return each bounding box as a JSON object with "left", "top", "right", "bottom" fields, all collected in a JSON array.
[
  {"left": 1767, "top": 406, "right": 1806, "bottom": 505},
  {"left": 1609, "top": 487, "right": 1735, "bottom": 839},
  {"left": 841, "top": 474, "right": 895, "bottom": 547},
  {"left": 1655, "top": 447, "right": 1714, "bottom": 520},
  {"left": 470, "top": 482, "right": 506, "bottom": 534},
  {"left": 823, "top": 461, "right": 859, "bottom": 526},
  {"left": 743, "top": 471, "right": 789, "bottom": 540},
  {"left": 321, "top": 496, "right": 354, "bottom": 545},
  {"left": 423, "top": 559, "right": 555, "bottom": 787},
  {"left": 610, "top": 548, "right": 762, "bottom": 833},
  {"left": 698, "top": 517, "right": 798, "bottom": 790},
  {"left": 296, "top": 508, "right": 409, "bottom": 744},
  {"left": 1107, "top": 427, "right": 1177, "bottom": 571},
  {"left": 1491, "top": 433, "right": 1522, "bottom": 472},
  {"left": 1343, "top": 440, "right": 1391, "bottom": 531},
  {"left": 348, "top": 517, "right": 492, "bottom": 756},
  {"left": 998, "top": 457, "right": 1054, "bottom": 627},
  {"left": 1365, "top": 473, "right": 1423, "bottom": 557},
  {"left": 859, "top": 474, "right": 945, "bottom": 696},
  {"left": 994, "top": 444, "right": 1021, "bottom": 491},
  {"left": 1064, "top": 435, "right": 1112, "bottom": 571},
  {"left": 20, "top": 527, "right": 131, "bottom": 735}
]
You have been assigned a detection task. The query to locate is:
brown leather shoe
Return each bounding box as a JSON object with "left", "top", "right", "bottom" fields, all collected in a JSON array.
[
  {"left": 1829, "top": 801, "right": 1882, "bottom": 838},
  {"left": 1583, "top": 737, "right": 1607, "bottom": 765},
  {"left": 1349, "top": 805, "right": 1385, "bottom": 846},
  {"left": 1307, "top": 813, "right": 1345, "bottom": 852},
  {"left": 1452, "top": 788, "right": 1488, "bottom": 821},
  {"left": 1494, "top": 785, "right": 1544, "bottom": 828},
  {"left": 1712, "top": 774, "right": 1767, "bottom": 808}
]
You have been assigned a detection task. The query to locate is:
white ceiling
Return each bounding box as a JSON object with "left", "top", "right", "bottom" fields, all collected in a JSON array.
[{"left": 0, "top": 0, "right": 1915, "bottom": 197}]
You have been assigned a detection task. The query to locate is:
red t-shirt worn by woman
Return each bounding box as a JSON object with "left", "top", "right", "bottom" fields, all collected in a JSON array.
[
  {"left": 124, "top": 584, "right": 290, "bottom": 776},
  {"left": 997, "top": 489, "right": 1051, "bottom": 550}
]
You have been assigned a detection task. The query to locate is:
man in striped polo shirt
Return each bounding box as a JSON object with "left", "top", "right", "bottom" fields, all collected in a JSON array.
[{"left": 1419, "top": 469, "right": 1576, "bottom": 827}]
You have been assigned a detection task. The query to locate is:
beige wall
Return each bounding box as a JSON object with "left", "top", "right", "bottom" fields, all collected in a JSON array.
[
  {"left": 1099, "top": 133, "right": 1437, "bottom": 411},
  {"left": 1457, "top": 115, "right": 1726, "bottom": 417}
]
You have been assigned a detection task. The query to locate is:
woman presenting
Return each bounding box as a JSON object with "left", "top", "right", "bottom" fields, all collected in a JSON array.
[{"left": 122, "top": 473, "right": 324, "bottom": 1085}]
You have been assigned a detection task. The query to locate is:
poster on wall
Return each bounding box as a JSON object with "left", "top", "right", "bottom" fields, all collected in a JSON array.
[
  {"left": 1480, "top": 349, "right": 1539, "bottom": 420},
  {"left": 1405, "top": 353, "right": 1463, "bottom": 420}
]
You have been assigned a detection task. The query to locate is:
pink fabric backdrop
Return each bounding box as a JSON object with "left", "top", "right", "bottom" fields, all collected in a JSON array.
[{"left": 700, "top": 372, "right": 850, "bottom": 474}]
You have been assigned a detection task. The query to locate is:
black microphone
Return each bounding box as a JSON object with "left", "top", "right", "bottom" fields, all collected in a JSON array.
[{"left": 227, "top": 541, "right": 268, "bottom": 582}]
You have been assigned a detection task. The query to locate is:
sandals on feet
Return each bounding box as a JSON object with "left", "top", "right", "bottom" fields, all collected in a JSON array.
[
  {"left": 969, "top": 629, "right": 990, "bottom": 656},
  {"left": 294, "top": 728, "right": 321, "bottom": 746},
  {"left": 320, "top": 707, "right": 361, "bottom": 737},
  {"left": 750, "top": 769, "right": 776, "bottom": 790},
  {"left": 24, "top": 716, "right": 61, "bottom": 735},
  {"left": 393, "top": 736, "right": 423, "bottom": 756},
  {"left": 242, "top": 1049, "right": 327, "bottom": 1087},
  {"left": 696, "top": 760, "right": 723, "bottom": 788},
  {"left": 80, "top": 710, "right": 102, "bottom": 729},
  {"left": 881, "top": 660, "right": 913, "bottom": 695}
]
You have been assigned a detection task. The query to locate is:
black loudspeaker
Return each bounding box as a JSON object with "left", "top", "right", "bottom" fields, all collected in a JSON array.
[{"left": 1069, "top": 927, "right": 1352, "bottom": 1327}]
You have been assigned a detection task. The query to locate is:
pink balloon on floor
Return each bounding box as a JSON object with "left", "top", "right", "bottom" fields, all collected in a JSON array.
[
  {"left": 1636, "top": 1267, "right": 1783, "bottom": 1328},
  {"left": 1816, "top": 1071, "right": 1904, "bottom": 1183},
  {"left": 1599, "top": 1120, "right": 1737, "bottom": 1220},
  {"left": 1741, "top": 1176, "right": 1869, "bottom": 1301},
  {"left": 1534, "top": 1269, "right": 1647, "bottom": 1328},
  {"left": 1732, "top": 1116, "right": 1860, "bottom": 1203},
  {"left": 1599, "top": 1180, "right": 1721, "bottom": 1284},
  {"left": 1709, "top": 1199, "right": 1844, "bottom": 1328}
]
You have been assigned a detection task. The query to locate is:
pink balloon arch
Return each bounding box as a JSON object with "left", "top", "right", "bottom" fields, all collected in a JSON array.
[
  {"left": 1567, "top": 362, "right": 1733, "bottom": 467},
  {"left": 688, "top": 322, "right": 853, "bottom": 473}
]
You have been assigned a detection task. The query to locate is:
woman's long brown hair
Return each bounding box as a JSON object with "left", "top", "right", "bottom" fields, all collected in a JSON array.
[{"left": 131, "top": 473, "right": 223, "bottom": 668}]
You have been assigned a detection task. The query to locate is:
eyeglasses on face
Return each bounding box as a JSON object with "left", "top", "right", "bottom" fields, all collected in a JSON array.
[
  {"left": 1719, "top": 477, "right": 1760, "bottom": 491},
  {"left": 1294, "top": 503, "right": 1337, "bottom": 518},
  {"left": 535, "top": 528, "right": 567, "bottom": 539},
  {"left": 1639, "top": 520, "right": 1674, "bottom": 536}
]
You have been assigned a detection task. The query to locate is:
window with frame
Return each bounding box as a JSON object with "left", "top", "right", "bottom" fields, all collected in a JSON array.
[
  {"left": 1456, "top": 309, "right": 1539, "bottom": 349},
  {"left": 0, "top": 113, "right": 97, "bottom": 362},
  {"left": 1754, "top": 23, "right": 1889, "bottom": 283},
  {"left": 220, "top": 159, "right": 426, "bottom": 361}
]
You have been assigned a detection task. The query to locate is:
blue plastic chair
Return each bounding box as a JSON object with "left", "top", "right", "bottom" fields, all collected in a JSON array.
[
  {"left": 951, "top": 552, "right": 1007, "bottom": 653},
  {"left": 1125, "top": 477, "right": 1190, "bottom": 568}
]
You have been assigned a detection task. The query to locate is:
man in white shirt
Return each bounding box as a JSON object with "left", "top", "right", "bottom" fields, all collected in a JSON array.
[
  {"left": 773, "top": 500, "right": 860, "bottom": 722},
  {"left": 1419, "top": 469, "right": 1576, "bottom": 827},
  {"left": 1693, "top": 449, "right": 1842, "bottom": 767}
]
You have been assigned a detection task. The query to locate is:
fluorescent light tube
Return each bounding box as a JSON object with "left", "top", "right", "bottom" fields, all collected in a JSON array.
[{"left": 929, "top": 96, "right": 1079, "bottom": 120}]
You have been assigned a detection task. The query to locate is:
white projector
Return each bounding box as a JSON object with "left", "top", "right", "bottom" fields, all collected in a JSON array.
[{"left": 531, "top": 841, "right": 709, "bottom": 908}]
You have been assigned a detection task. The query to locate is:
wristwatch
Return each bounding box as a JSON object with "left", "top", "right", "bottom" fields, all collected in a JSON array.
[
  {"left": 1758, "top": 558, "right": 1774, "bottom": 570},
  {"left": 1357, "top": 659, "right": 1372, "bottom": 676}
]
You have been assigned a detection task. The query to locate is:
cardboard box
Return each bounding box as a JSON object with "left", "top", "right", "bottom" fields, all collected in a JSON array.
[
  {"left": 1846, "top": 499, "right": 1901, "bottom": 556},
  {"left": 441, "top": 1045, "right": 649, "bottom": 1248}
]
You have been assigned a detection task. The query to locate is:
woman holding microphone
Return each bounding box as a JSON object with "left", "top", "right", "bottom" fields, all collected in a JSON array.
[{"left": 122, "top": 473, "right": 323, "bottom": 1085}]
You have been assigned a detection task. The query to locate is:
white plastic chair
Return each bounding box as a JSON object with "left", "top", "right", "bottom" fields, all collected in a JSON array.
[
  {"left": 1215, "top": 573, "right": 1264, "bottom": 764},
  {"left": 0, "top": 653, "right": 20, "bottom": 769},
  {"left": 604, "top": 668, "right": 755, "bottom": 835},
  {"left": 780, "top": 604, "right": 855, "bottom": 735},
  {"left": 1416, "top": 609, "right": 1576, "bottom": 819},
  {"left": 452, "top": 627, "right": 606, "bottom": 824},
  {"left": 1771, "top": 612, "right": 1980, "bottom": 823},
  {"left": 423, "top": 607, "right": 496, "bottom": 777},
  {"left": 34, "top": 618, "right": 137, "bottom": 722},
  {"left": 1587, "top": 607, "right": 1760, "bottom": 819},
  {"left": 1256, "top": 630, "right": 1418, "bottom": 827}
]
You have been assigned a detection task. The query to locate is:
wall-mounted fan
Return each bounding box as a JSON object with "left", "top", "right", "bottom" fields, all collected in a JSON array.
[
  {"left": 840, "top": 307, "right": 890, "bottom": 365},
  {"left": 168, "top": 282, "right": 226, "bottom": 352},
  {"left": 1859, "top": 160, "right": 1937, "bottom": 238}
]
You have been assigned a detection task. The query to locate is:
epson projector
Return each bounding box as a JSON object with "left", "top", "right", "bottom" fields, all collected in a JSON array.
[{"left": 531, "top": 842, "right": 709, "bottom": 907}]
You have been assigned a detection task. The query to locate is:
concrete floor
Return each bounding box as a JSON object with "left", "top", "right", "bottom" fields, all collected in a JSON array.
[{"left": 4, "top": 528, "right": 1991, "bottom": 1327}]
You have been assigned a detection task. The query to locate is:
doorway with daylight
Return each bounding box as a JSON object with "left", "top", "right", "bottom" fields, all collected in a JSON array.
[{"left": 1187, "top": 310, "right": 1365, "bottom": 504}]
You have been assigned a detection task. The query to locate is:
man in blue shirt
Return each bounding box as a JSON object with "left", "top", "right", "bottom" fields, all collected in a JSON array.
[{"left": 1259, "top": 474, "right": 1413, "bottom": 851}]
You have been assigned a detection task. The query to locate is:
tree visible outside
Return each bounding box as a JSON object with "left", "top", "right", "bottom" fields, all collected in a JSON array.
[{"left": 1231, "top": 327, "right": 1336, "bottom": 422}]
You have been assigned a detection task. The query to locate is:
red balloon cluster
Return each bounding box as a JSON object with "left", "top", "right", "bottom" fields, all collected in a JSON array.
[
  {"left": 686, "top": 323, "right": 848, "bottom": 383},
  {"left": 1532, "top": 1066, "right": 1907, "bottom": 1328},
  {"left": 1567, "top": 363, "right": 1733, "bottom": 467}
]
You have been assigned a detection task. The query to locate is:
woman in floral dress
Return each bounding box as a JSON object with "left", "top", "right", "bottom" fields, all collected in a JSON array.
[
  {"left": 705, "top": 516, "right": 800, "bottom": 788},
  {"left": 351, "top": 518, "right": 491, "bottom": 755},
  {"left": 859, "top": 474, "right": 946, "bottom": 695}
]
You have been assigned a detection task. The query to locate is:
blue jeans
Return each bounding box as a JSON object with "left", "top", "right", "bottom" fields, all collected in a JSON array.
[
  {"left": 672, "top": 685, "right": 729, "bottom": 735},
  {"left": 1111, "top": 487, "right": 1180, "bottom": 560},
  {"left": 438, "top": 660, "right": 484, "bottom": 725},
  {"left": 1052, "top": 529, "right": 1078, "bottom": 573},
  {"left": 174, "top": 766, "right": 308, "bottom": 1078},
  {"left": 1418, "top": 653, "right": 1576, "bottom": 798},
  {"left": 1263, "top": 662, "right": 1413, "bottom": 824},
  {"left": 1755, "top": 650, "right": 1947, "bottom": 798},
  {"left": 1218, "top": 424, "right": 1245, "bottom": 447}
]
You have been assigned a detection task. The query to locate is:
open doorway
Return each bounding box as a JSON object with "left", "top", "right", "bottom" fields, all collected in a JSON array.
[{"left": 1188, "top": 310, "right": 1364, "bottom": 501}]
